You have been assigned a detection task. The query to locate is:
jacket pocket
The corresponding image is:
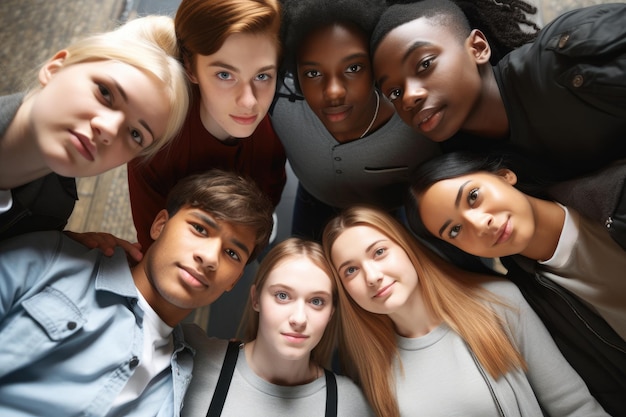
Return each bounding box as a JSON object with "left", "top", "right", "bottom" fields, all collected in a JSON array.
[{"left": 22, "top": 286, "right": 86, "bottom": 340}]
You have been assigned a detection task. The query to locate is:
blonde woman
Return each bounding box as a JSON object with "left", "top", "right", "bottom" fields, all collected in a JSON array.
[{"left": 0, "top": 15, "right": 188, "bottom": 241}]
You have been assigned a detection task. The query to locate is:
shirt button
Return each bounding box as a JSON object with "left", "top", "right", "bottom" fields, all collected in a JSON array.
[
  {"left": 571, "top": 74, "right": 584, "bottom": 88},
  {"left": 334, "top": 157, "right": 341, "bottom": 161},
  {"left": 129, "top": 356, "right": 140, "bottom": 369},
  {"left": 558, "top": 34, "right": 570, "bottom": 49},
  {"left": 335, "top": 170, "right": 342, "bottom": 174},
  {"left": 67, "top": 321, "right": 77, "bottom": 330}
]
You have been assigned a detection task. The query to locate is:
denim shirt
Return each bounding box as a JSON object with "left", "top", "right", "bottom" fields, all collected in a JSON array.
[{"left": 0, "top": 231, "right": 194, "bottom": 416}]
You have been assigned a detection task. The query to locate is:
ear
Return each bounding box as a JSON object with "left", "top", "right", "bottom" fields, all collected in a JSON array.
[
  {"left": 466, "top": 29, "right": 491, "bottom": 65},
  {"left": 149, "top": 209, "right": 170, "bottom": 241},
  {"left": 496, "top": 168, "right": 518, "bottom": 185},
  {"left": 39, "top": 50, "right": 69, "bottom": 86},
  {"left": 250, "top": 284, "right": 260, "bottom": 312}
]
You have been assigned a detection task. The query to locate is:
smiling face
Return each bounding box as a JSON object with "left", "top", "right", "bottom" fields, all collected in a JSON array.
[
  {"left": 31, "top": 56, "right": 169, "bottom": 178},
  {"left": 253, "top": 255, "right": 334, "bottom": 362},
  {"left": 296, "top": 23, "right": 377, "bottom": 142},
  {"left": 330, "top": 225, "right": 418, "bottom": 316},
  {"left": 417, "top": 170, "right": 536, "bottom": 258},
  {"left": 189, "top": 32, "right": 278, "bottom": 140},
  {"left": 136, "top": 206, "right": 256, "bottom": 326},
  {"left": 373, "top": 18, "right": 488, "bottom": 141}
]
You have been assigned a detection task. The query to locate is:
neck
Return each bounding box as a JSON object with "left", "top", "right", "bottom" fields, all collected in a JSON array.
[
  {"left": 462, "top": 66, "right": 508, "bottom": 139},
  {"left": 389, "top": 287, "right": 441, "bottom": 338},
  {"left": 520, "top": 198, "right": 565, "bottom": 261},
  {"left": 244, "top": 339, "right": 320, "bottom": 386},
  {"left": 0, "top": 96, "right": 51, "bottom": 189}
]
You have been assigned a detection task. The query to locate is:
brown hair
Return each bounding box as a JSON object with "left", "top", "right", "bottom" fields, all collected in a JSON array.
[
  {"left": 165, "top": 169, "right": 274, "bottom": 263},
  {"left": 239, "top": 237, "right": 338, "bottom": 367},
  {"left": 175, "top": 0, "right": 281, "bottom": 71},
  {"left": 322, "top": 206, "right": 526, "bottom": 417}
]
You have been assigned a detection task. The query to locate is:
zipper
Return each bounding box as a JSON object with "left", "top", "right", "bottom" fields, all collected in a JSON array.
[{"left": 534, "top": 273, "right": 626, "bottom": 354}]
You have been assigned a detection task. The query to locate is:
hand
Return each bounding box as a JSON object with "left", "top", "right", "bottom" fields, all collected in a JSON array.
[{"left": 64, "top": 230, "right": 143, "bottom": 263}]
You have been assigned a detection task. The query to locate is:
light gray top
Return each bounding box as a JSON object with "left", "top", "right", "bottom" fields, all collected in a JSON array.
[
  {"left": 182, "top": 327, "right": 375, "bottom": 417},
  {"left": 271, "top": 77, "right": 440, "bottom": 209},
  {"left": 394, "top": 280, "right": 608, "bottom": 417}
]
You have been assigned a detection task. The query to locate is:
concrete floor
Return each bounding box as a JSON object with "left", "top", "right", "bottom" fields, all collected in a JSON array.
[{"left": 0, "top": 0, "right": 621, "bottom": 338}]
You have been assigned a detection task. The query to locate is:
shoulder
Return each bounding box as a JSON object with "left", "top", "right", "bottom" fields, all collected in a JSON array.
[{"left": 334, "top": 373, "right": 375, "bottom": 416}]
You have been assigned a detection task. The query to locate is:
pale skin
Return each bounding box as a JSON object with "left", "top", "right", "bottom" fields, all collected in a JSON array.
[
  {"left": 132, "top": 205, "right": 256, "bottom": 327},
  {"left": 245, "top": 256, "right": 334, "bottom": 386},
  {"left": 331, "top": 225, "right": 440, "bottom": 338},
  {"left": 417, "top": 169, "right": 565, "bottom": 261},
  {"left": 188, "top": 32, "right": 278, "bottom": 141},
  {"left": 0, "top": 51, "right": 169, "bottom": 190}
]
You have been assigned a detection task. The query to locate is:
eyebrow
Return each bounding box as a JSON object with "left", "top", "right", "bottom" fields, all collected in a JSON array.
[
  {"left": 376, "top": 41, "right": 431, "bottom": 87},
  {"left": 111, "top": 78, "right": 156, "bottom": 142},
  {"left": 299, "top": 52, "right": 368, "bottom": 68},
  {"left": 209, "top": 61, "right": 277, "bottom": 74},
  {"left": 191, "top": 212, "right": 252, "bottom": 258},
  {"left": 438, "top": 179, "right": 471, "bottom": 237},
  {"left": 336, "top": 239, "right": 384, "bottom": 272}
]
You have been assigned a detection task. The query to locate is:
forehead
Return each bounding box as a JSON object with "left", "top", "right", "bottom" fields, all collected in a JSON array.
[
  {"left": 198, "top": 32, "right": 278, "bottom": 69},
  {"left": 331, "top": 225, "right": 386, "bottom": 257},
  {"left": 298, "top": 23, "right": 368, "bottom": 60},
  {"left": 264, "top": 256, "right": 332, "bottom": 292}
]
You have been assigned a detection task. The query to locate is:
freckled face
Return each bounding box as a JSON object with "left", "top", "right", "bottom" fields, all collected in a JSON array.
[
  {"left": 190, "top": 32, "right": 278, "bottom": 140},
  {"left": 373, "top": 18, "right": 484, "bottom": 142},
  {"left": 254, "top": 256, "right": 334, "bottom": 361},
  {"left": 330, "top": 225, "right": 418, "bottom": 315},
  {"left": 297, "top": 24, "right": 377, "bottom": 141},
  {"left": 32, "top": 59, "right": 169, "bottom": 177},
  {"left": 418, "top": 171, "right": 536, "bottom": 258}
]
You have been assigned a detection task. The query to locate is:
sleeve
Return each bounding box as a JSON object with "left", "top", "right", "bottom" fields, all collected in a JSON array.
[
  {"left": 0, "top": 232, "right": 61, "bottom": 319},
  {"left": 493, "top": 281, "right": 609, "bottom": 417},
  {"left": 127, "top": 158, "right": 170, "bottom": 251},
  {"left": 335, "top": 374, "right": 377, "bottom": 417}
]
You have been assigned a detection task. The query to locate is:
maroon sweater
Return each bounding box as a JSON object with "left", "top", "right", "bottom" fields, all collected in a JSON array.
[{"left": 127, "top": 98, "right": 286, "bottom": 250}]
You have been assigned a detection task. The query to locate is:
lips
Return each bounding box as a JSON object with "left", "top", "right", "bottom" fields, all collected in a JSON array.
[
  {"left": 373, "top": 281, "right": 395, "bottom": 298},
  {"left": 230, "top": 114, "right": 258, "bottom": 125},
  {"left": 71, "top": 130, "right": 95, "bottom": 161},
  {"left": 282, "top": 332, "right": 309, "bottom": 343},
  {"left": 322, "top": 105, "right": 352, "bottom": 123},
  {"left": 413, "top": 107, "right": 443, "bottom": 133},
  {"left": 494, "top": 218, "right": 512, "bottom": 245},
  {"left": 180, "top": 265, "right": 209, "bottom": 289}
]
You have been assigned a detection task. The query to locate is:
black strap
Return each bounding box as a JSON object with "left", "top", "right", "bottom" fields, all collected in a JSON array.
[
  {"left": 324, "top": 369, "right": 338, "bottom": 417},
  {"left": 207, "top": 342, "right": 339, "bottom": 417},
  {"left": 206, "top": 341, "right": 240, "bottom": 417}
]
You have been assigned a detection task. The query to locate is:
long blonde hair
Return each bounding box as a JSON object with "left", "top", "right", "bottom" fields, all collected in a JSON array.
[
  {"left": 322, "top": 206, "right": 526, "bottom": 417},
  {"left": 34, "top": 15, "right": 189, "bottom": 159},
  {"left": 239, "top": 237, "right": 338, "bottom": 368}
]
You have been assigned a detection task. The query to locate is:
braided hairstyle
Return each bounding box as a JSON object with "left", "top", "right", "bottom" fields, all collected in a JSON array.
[
  {"left": 279, "top": 0, "right": 385, "bottom": 86},
  {"left": 372, "top": 0, "right": 540, "bottom": 64}
]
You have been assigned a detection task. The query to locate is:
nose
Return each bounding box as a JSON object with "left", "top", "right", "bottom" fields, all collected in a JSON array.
[
  {"left": 91, "top": 110, "right": 124, "bottom": 145},
  {"left": 195, "top": 237, "right": 221, "bottom": 272},
  {"left": 362, "top": 260, "right": 383, "bottom": 287},
  {"left": 236, "top": 82, "right": 258, "bottom": 110},
  {"left": 323, "top": 76, "right": 346, "bottom": 101},
  {"left": 464, "top": 210, "right": 495, "bottom": 236},
  {"left": 401, "top": 78, "right": 427, "bottom": 112},
  {"left": 289, "top": 301, "right": 307, "bottom": 330}
]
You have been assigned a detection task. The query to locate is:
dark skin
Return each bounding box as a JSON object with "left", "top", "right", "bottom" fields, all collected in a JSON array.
[
  {"left": 296, "top": 23, "right": 395, "bottom": 143},
  {"left": 373, "top": 17, "right": 508, "bottom": 142}
]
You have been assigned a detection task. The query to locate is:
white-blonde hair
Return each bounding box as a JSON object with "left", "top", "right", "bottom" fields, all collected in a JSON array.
[{"left": 38, "top": 15, "right": 189, "bottom": 159}]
